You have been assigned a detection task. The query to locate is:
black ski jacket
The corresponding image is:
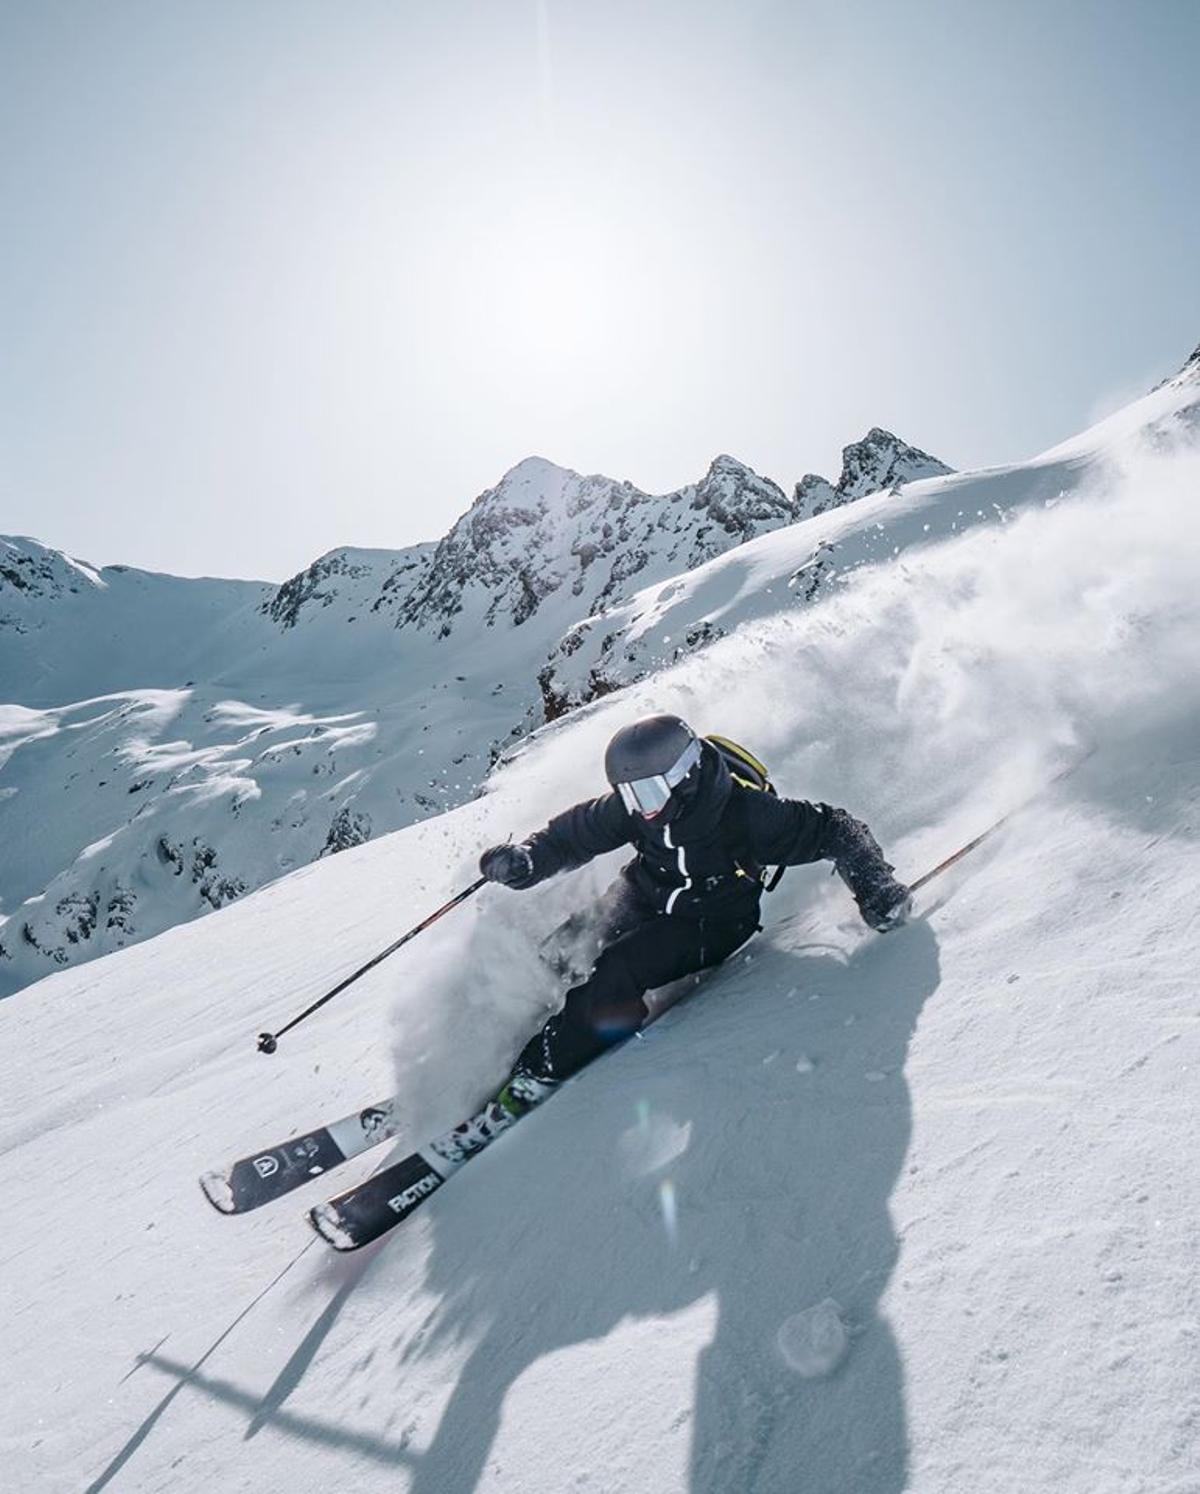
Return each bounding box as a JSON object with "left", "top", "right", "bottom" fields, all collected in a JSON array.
[{"left": 518, "top": 741, "right": 899, "bottom": 924}]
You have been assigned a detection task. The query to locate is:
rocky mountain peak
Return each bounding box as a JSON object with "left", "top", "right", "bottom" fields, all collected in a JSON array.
[
  {"left": 1149, "top": 340, "right": 1200, "bottom": 394},
  {"left": 793, "top": 473, "right": 841, "bottom": 522},
  {"left": 1, "top": 538, "right": 108, "bottom": 641},
  {"left": 385, "top": 453, "right": 798, "bottom": 639},
  {"left": 794, "top": 429, "right": 953, "bottom": 519},
  {"left": 1, "top": 536, "right": 105, "bottom": 605},
  {"left": 262, "top": 547, "right": 382, "bottom": 629},
  {"left": 704, "top": 453, "right": 757, "bottom": 481},
  {"left": 692, "top": 456, "right": 796, "bottom": 533},
  {"left": 837, "top": 428, "right": 954, "bottom": 500},
  {"left": 470, "top": 457, "right": 579, "bottom": 525},
  {"left": 495, "top": 454, "right": 575, "bottom": 488}
]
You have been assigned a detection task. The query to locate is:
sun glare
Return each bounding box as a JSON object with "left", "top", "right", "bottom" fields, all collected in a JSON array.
[{"left": 439, "top": 198, "right": 652, "bottom": 383}]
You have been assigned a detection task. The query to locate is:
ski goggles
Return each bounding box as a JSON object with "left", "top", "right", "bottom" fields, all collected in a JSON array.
[{"left": 614, "top": 734, "right": 702, "bottom": 818}]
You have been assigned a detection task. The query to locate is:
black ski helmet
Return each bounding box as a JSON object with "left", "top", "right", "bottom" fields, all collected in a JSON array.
[{"left": 604, "top": 714, "right": 702, "bottom": 819}]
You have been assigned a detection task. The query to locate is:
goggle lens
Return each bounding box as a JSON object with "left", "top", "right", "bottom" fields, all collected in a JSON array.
[
  {"left": 615, "top": 736, "right": 701, "bottom": 817},
  {"left": 617, "top": 776, "right": 672, "bottom": 816}
]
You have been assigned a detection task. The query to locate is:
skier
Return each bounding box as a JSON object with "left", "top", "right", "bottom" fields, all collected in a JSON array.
[
  {"left": 218, "top": 713, "right": 1059, "bottom": 1250},
  {"left": 479, "top": 714, "right": 911, "bottom": 1113},
  {"left": 225, "top": 713, "right": 917, "bottom": 1247}
]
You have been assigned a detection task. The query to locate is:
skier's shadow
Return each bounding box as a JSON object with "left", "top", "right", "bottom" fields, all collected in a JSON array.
[{"left": 404, "top": 915, "right": 940, "bottom": 1494}]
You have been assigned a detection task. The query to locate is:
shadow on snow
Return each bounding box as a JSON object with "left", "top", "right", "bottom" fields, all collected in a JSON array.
[
  {"left": 405, "top": 915, "right": 941, "bottom": 1493},
  {"left": 102, "top": 916, "right": 940, "bottom": 1494}
]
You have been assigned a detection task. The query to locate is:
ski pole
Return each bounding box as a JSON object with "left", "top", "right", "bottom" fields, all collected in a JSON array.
[
  {"left": 909, "top": 821, "right": 1008, "bottom": 892},
  {"left": 257, "top": 877, "right": 487, "bottom": 1054},
  {"left": 908, "top": 752, "right": 1092, "bottom": 894}
]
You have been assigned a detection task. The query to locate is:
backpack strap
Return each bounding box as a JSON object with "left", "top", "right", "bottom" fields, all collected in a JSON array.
[{"left": 707, "top": 735, "right": 788, "bottom": 893}]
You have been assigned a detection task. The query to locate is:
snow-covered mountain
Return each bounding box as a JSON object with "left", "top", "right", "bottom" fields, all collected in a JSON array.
[
  {"left": 1, "top": 347, "right": 1197, "bottom": 1493},
  {"left": 0, "top": 437, "right": 940, "bottom": 993}
]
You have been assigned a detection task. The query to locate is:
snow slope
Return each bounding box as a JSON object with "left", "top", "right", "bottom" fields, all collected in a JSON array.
[{"left": 1, "top": 383, "right": 1198, "bottom": 1491}]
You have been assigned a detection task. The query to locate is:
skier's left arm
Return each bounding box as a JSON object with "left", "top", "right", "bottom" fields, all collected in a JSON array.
[{"left": 741, "top": 794, "right": 912, "bottom": 931}]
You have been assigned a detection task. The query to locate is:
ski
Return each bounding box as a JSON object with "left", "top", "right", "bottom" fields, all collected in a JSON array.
[
  {"left": 307, "top": 1074, "right": 555, "bottom": 1251},
  {"left": 199, "top": 1094, "right": 403, "bottom": 1215}
]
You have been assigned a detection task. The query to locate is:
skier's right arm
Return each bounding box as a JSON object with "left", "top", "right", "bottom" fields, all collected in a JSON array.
[{"left": 479, "top": 793, "right": 633, "bottom": 889}]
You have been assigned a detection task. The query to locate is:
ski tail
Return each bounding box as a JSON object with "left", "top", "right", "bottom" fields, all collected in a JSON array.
[{"left": 200, "top": 1095, "right": 403, "bottom": 1215}]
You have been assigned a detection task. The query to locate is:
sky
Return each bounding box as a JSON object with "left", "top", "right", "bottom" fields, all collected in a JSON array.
[{"left": 1, "top": 0, "right": 1198, "bottom": 582}]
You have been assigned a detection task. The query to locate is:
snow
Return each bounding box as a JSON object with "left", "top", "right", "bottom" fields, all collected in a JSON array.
[{"left": 1, "top": 372, "right": 1199, "bottom": 1491}]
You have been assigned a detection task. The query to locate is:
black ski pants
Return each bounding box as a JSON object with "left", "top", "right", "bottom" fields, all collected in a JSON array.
[{"left": 515, "top": 881, "right": 758, "bottom": 1082}]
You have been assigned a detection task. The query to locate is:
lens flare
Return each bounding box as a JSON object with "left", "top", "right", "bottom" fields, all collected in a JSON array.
[{"left": 659, "top": 1178, "right": 678, "bottom": 1247}]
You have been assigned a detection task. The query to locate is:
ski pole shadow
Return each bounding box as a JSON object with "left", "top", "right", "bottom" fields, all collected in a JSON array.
[
  {"left": 242, "top": 1259, "right": 373, "bottom": 1440},
  {"left": 91, "top": 1244, "right": 407, "bottom": 1488},
  {"left": 399, "top": 916, "right": 940, "bottom": 1494},
  {"left": 83, "top": 1241, "right": 328, "bottom": 1493}
]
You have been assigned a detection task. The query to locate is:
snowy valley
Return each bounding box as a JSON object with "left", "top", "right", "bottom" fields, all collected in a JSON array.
[{"left": 1, "top": 347, "right": 1199, "bottom": 1493}]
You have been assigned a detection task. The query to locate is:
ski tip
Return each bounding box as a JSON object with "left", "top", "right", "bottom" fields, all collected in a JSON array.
[
  {"left": 308, "top": 1200, "right": 361, "bottom": 1251},
  {"left": 199, "top": 1170, "right": 236, "bottom": 1215}
]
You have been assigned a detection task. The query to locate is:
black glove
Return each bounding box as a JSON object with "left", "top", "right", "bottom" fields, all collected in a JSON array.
[
  {"left": 855, "top": 878, "right": 912, "bottom": 933},
  {"left": 823, "top": 808, "right": 910, "bottom": 933},
  {"left": 479, "top": 843, "right": 535, "bottom": 889}
]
